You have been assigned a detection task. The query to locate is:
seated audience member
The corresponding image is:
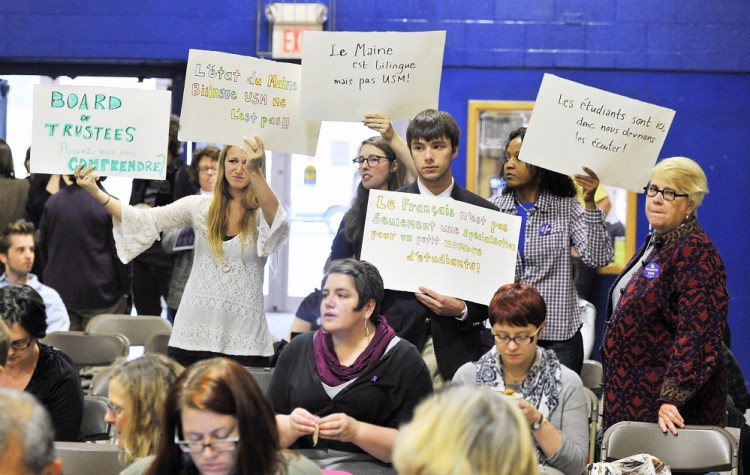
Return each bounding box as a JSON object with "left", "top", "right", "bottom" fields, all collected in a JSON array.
[
  {"left": 268, "top": 259, "right": 432, "bottom": 471},
  {"left": 104, "top": 354, "right": 184, "bottom": 475},
  {"left": 0, "top": 388, "right": 63, "bottom": 475},
  {"left": 0, "top": 285, "right": 84, "bottom": 441},
  {"left": 453, "top": 283, "right": 588, "bottom": 475},
  {"left": 0, "top": 220, "right": 70, "bottom": 333},
  {"left": 162, "top": 145, "right": 220, "bottom": 322},
  {"left": 394, "top": 385, "right": 540, "bottom": 475},
  {"left": 38, "top": 174, "right": 130, "bottom": 331},
  {"left": 147, "top": 357, "right": 321, "bottom": 475}
]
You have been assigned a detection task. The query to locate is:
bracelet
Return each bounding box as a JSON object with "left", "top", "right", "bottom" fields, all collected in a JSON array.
[{"left": 101, "top": 194, "right": 111, "bottom": 206}]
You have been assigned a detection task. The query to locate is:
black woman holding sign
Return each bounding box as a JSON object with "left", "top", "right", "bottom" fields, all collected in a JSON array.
[
  {"left": 490, "top": 127, "right": 612, "bottom": 374},
  {"left": 75, "top": 136, "right": 289, "bottom": 368}
]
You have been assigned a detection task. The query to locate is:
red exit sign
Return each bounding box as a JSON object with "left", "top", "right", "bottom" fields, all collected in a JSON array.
[{"left": 272, "top": 27, "right": 319, "bottom": 59}]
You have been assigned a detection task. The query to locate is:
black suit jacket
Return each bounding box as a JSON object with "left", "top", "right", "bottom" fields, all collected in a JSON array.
[{"left": 381, "top": 180, "right": 499, "bottom": 381}]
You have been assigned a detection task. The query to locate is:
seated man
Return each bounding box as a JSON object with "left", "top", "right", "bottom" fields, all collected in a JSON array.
[
  {"left": 0, "top": 388, "right": 63, "bottom": 475},
  {"left": 0, "top": 220, "right": 69, "bottom": 333}
]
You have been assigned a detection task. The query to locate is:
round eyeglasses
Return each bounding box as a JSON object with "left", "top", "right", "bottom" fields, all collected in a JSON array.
[
  {"left": 492, "top": 326, "right": 542, "bottom": 346},
  {"left": 174, "top": 433, "right": 240, "bottom": 454},
  {"left": 198, "top": 166, "right": 218, "bottom": 174},
  {"left": 352, "top": 155, "right": 388, "bottom": 168},
  {"left": 644, "top": 185, "right": 688, "bottom": 202}
]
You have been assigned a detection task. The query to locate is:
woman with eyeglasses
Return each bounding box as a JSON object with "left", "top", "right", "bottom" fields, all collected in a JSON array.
[
  {"left": 146, "top": 357, "right": 321, "bottom": 475},
  {"left": 103, "top": 354, "right": 183, "bottom": 475},
  {"left": 602, "top": 157, "right": 728, "bottom": 436},
  {"left": 491, "top": 127, "right": 613, "bottom": 374},
  {"left": 0, "top": 284, "right": 84, "bottom": 441},
  {"left": 453, "top": 283, "right": 588, "bottom": 475}
]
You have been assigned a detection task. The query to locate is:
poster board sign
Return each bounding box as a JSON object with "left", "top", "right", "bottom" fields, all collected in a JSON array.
[
  {"left": 300, "top": 30, "right": 446, "bottom": 121},
  {"left": 179, "top": 49, "right": 320, "bottom": 156},
  {"left": 31, "top": 84, "right": 171, "bottom": 179},
  {"left": 520, "top": 74, "right": 675, "bottom": 191},
  {"left": 360, "top": 190, "right": 521, "bottom": 305}
]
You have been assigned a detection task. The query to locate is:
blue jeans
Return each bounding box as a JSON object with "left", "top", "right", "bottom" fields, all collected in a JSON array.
[{"left": 538, "top": 329, "right": 584, "bottom": 374}]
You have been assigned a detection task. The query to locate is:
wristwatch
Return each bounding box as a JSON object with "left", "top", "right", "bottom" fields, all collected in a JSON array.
[{"left": 531, "top": 413, "right": 545, "bottom": 431}]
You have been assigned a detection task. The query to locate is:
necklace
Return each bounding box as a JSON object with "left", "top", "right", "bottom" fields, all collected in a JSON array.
[{"left": 516, "top": 200, "right": 535, "bottom": 214}]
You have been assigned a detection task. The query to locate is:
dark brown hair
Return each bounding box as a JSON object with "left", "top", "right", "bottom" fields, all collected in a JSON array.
[{"left": 488, "top": 283, "right": 546, "bottom": 328}]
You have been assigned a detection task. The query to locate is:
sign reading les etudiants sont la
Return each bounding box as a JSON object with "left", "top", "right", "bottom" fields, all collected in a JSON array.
[
  {"left": 520, "top": 74, "right": 676, "bottom": 192},
  {"left": 179, "top": 49, "right": 320, "bottom": 156},
  {"left": 360, "top": 190, "right": 521, "bottom": 306},
  {"left": 31, "top": 84, "right": 171, "bottom": 179},
  {"left": 300, "top": 31, "right": 446, "bottom": 121}
]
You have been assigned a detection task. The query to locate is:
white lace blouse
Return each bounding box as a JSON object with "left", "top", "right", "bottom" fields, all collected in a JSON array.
[{"left": 112, "top": 195, "right": 290, "bottom": 356}]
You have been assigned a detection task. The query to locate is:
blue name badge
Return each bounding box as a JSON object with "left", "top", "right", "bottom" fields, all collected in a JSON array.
[
  {"left": 643, "top": 262, "right": 661, "bottom": 279},
  {"left": 538, "top": 223, "right": 553, "bottom": 236}
]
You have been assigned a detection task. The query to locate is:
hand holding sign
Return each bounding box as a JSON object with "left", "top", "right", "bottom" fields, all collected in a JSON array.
[
  {"left": 573, "top": 166, "right": 601, "bottom": 207},
  {"left": 240, "top": 135, "right": 265, "bottom": 173}
]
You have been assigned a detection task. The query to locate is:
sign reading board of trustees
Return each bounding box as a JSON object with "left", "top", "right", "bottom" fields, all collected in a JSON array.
[
  {"left": 179, "top": 49, "right": 320, "bottom": 156},
  {"left": 300, "top": 31, "right": 446, "bottom": 121},
  {"left": 31, "top": 84, "right": 171, "bottom": 180},
  {"left": 519, "top": 74, "right": 676, "bottom": 192},
  {"left": 360, "top": 190, "right": 521, "bottom": 306}
]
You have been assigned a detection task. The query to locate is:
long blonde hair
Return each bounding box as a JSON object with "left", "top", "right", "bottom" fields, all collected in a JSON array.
[
  {"left": 110, "top": 354, "right": 183, "bottom": 466},
  {"left": 206, "top": 145, "right": 264, "bottom": 259},
  {"left": 393, "top": 385, "right": 540, "bottom": 475}
]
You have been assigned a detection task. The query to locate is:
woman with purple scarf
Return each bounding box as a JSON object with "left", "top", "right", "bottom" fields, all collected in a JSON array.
[{"left": 268, "top": 259, "right": 432, "bottom": 472}]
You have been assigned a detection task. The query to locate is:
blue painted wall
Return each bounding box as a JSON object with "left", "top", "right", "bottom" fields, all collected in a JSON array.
[{"left": 2, "top": 0, "right": 749, "bottom": 375}]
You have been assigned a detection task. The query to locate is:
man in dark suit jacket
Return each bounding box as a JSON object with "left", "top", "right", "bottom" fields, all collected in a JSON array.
[{"left": 381, "top": 109, "right": 499, "bottom": 385}]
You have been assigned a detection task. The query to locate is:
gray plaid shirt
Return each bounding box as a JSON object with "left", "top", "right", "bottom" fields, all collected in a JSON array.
[{"left": 491, "top": 190, "right": 613, "bottom": 341}]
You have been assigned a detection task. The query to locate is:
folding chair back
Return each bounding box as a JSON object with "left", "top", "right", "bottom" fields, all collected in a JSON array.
[
  {"left": 144, "top": 331, "right": 171, "bottom": 355},
  {"left": 601, "top": 421, "right": 738, "bottom": 473},
  {"left": 87, "top": 314, "right": 172, "bottom": 346},
  {"left": 581, "top": 386, "right": 601, "bottom": 464},
  {"left": 81, "top": 395, "right": 113, "bottom": 442},
  {"left": 580, "top": 359, "right": 603, "bottom": 397},
  {"left": 246, "top": 367, "right": 275, "bottom": 394},
  {"left": 54, "top": 441, "right": 123, "bottom": 475},
  {"left": 42, "top": 331, "right": 129, "bottom": 367}
]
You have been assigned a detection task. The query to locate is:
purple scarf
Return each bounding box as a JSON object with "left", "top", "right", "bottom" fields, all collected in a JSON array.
[{"left": 313, "top": 314, "right": 396, "bottom": 386}]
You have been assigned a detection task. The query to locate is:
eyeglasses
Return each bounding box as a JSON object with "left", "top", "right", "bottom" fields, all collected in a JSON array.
[
  {"left": 492, "top": 326, "right": 542, "bottom": 346},
  {"left": 10, "top": 337, "right": 34, "bottom": 350},
  {"left": 352, "top": 155, "right": 388, "bottom": 168},
  {"left": 644, "top": 185, "right": 688, "bottom": 202},
  {"left": 198, "top": 166, "right": 218, "bottom": 174},
  {"left": 106, "top": 401, "right": 126, "bottom": 416},
  {"left": 174, "top": 433, "right": 240, "bottom": 454}
]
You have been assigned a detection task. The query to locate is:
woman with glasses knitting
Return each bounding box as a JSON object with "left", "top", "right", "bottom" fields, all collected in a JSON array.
[
  {"left": 602, "top": 157, "right": 728, "bottom": 436},
  {"left": 269, "top": 259, "right": 432, "bottom": 473},
  {"left": 453, "top": 283, "right": 588, "bottom": 475},
  {"left": 147, "top": 357, "right": 321, "bottom": 475},
  {"left": 0, "top": 284, "right": 84, "bottom": 441},
  {"left": 102, "top": 354, "right": 183, "bottom": 475}
]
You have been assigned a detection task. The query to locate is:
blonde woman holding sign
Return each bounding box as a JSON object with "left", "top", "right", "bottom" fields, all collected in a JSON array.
[{"left": 75, "top": 136, "right": 289, "bottom": 368}]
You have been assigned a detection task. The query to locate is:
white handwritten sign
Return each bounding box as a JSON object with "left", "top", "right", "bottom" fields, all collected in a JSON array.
[
  {"left": 300, "top": 31, "right": 446, "bottom": 121},
  {"left": 179, "top": 49, "right": 320, "bottom": 156},
  {"left": 520, "top": 74, "right": 675, "bottom": 191},
  {"left": 31, "top": 84, "right": 171, "bottom": 179},
  {"left": 360, "top": 190, "right": 521, "bottom": 305}
]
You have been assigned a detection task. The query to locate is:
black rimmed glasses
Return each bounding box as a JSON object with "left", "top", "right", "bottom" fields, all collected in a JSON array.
[
  {"left": 492, "top": 326, "right": 542, "bottom": 346},
  {"left": 352, "top": 155, "right": 388, "bottom": 168},
  {"left": 10, "top": 337, "right": 34, "bottom": 351},
  {"left": 644, "top": 185, "right": 688, "bottom": 202},
  {"left": 174, "top": 433, "right": 240, "bottom": 454}
]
